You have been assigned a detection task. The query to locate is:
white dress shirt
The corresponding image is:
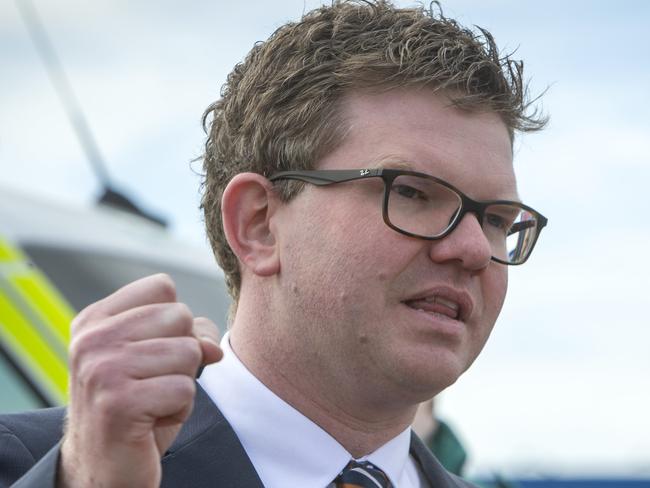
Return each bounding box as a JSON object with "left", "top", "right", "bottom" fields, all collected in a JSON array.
[{"left": 198, "top": 334, "right": 426, "bottom": 487}]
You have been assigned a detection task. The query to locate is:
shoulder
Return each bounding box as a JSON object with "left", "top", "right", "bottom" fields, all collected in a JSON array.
[
  {"left": 0, "top": 407, "right": 66, "bottom": 456},
  {"left": 0, "top": 408, "right": 66, "bottom": 487}
]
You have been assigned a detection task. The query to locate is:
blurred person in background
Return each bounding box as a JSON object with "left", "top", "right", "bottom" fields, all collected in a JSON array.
[{"left": 412, "top": 398, "right": 467, "bottom": 476}]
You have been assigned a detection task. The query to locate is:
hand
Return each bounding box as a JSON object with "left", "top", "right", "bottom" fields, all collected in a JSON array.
[{"left": 58, "top": 274, "right": 223, "bottom": 488}]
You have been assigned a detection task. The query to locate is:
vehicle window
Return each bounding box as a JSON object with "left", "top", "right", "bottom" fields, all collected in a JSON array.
[{"left": 22, "top": 244, "right": 231, "bottom": 333}]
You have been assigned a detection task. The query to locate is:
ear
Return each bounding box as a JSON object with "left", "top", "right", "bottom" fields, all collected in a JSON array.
[{"left": 221, "top": 173, "right": 280, "bottom": 277}]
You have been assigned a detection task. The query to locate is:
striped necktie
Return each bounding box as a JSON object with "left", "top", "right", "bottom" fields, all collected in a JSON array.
[{"left": 332, "top": 460, "right": 393, "bottom": 488}]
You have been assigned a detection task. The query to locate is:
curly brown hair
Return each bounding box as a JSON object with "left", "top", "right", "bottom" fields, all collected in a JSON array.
[{"left": 200, "top": 0, "right": 546, "bottom": 304}]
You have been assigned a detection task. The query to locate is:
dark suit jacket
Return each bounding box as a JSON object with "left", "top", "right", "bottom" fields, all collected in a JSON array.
[{"left": 0, "top": 384, "right": 474, "bottom": 487}]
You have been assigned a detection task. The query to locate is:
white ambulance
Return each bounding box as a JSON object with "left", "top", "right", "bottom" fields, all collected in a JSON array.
[{"left": 0, "top": 186, "right": 230, "bottom": 413}]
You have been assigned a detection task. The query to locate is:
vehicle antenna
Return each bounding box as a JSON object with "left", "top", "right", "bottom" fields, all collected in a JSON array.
[{"left": 15, "top": 0, "right": 167, "bottom": 226}]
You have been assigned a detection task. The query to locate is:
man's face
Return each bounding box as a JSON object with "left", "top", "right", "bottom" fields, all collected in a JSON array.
[{"left": 273, "top": 88, "right": 516, "bottom": 406}]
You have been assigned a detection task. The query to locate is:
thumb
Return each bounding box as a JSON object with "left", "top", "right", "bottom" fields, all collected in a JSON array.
[{"left": 192, "top": 317, "right": 224, "bottom": 366}]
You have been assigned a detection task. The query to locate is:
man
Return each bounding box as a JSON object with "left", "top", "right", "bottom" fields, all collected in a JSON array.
[{"left": 0, "top": 1, "right": 547, "bottom": 486}]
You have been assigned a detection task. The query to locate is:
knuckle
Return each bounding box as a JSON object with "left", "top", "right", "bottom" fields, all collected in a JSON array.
[
  {"left": 68, "top": 322, "right": 118, "bottom": 368},
  {"left": 92, "top": 389, "right": 127, "bottom": 420},
  {"left": 173, "top": 376, "right": 196, "bottom": 402},
  {"left": 69, "top": 305, "right": 96, "bottom": 334},
  {"left": 87, "top": 357, "right": 114, "bottom": 383},
  {"left": 165, "top": 337, "right": 202, "bottom": 371},
  {"left": 76, "top": 355, "right": 121, "bottom": 392},
  {"left": 173, "top": 302, "right": 194, "bottom": 331},
  {"left": 193, "top": 317, "right": 219, "bottom": 336},
  {"left": 183, "top": 338, "right": 203, "bottom": 365},
  {"left": 153, "top": 273, "right": 177, "bottom": 301},
  {"left": 68, "top": 330, "right": 97, "bottom": 369}
]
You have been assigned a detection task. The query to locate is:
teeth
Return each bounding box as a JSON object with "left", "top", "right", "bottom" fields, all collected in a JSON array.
[
  {"left": 424, "top": 295, "right": 459, "bottom": 311},
  {"left": 435, "top": 296, "right": 459, "bottom": 311}
]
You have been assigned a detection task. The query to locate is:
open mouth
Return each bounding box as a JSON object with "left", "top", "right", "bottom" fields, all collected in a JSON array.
[
  {"left": 403, "top": 296, "right": 460, "bottom": 320},
  {"left": 401, "top": 288, "right": 472, "bottom": 322}
]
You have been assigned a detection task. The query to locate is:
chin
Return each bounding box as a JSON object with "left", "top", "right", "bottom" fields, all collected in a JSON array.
[{"left": 393, "top": 350, "right": 468, "bottom": 399}]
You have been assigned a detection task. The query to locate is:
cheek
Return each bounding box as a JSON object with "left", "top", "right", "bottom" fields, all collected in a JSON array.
[{"left": 282, "top": 203, "right": 405, "bottom": 314}]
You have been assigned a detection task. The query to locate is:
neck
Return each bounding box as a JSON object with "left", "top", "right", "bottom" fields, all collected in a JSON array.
[{"left": 229, "top": 311, "right": 418, "bottom": 458}]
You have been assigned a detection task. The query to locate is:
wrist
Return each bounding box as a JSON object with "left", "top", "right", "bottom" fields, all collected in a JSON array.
[{"left": 57, "top": 437, "right": 81, "bottom": 488}]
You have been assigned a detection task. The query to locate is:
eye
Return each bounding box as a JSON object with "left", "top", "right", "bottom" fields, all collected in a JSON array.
[
  {"left": 485, "top": 213, "right": 511, "bottom": 232},
  {"left": 392, "top": 184, "right": 428, "bottom": 201}
]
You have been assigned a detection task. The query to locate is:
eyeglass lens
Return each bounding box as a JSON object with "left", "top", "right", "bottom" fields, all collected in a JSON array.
[{"left": 386, "top": 174, "right": 539, "bottom": 264}]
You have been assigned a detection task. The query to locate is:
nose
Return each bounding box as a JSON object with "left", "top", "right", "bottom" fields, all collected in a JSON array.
[{"left": 428, "top": 213, "right": 492, "bottom": 270}]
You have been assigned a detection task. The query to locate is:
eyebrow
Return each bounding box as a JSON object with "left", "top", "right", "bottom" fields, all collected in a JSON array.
[
  {"left": 370, "top": 156, "right": 414, "bottom": 171},
  {"left": 371, "top": 156, "right": 522, "bottom": 203}
]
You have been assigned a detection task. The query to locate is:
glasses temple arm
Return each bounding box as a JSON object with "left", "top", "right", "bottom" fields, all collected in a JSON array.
[{"left": 507, "top": 219, "right": 537, "bottom": 236}]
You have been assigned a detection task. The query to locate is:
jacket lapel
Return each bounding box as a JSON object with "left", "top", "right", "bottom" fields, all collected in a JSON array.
[
  {"left": 160, "top": 384, "right": 265, "bottom": 488},
  {"left": 410, "top": 430, "right": 465, "bottom": 488}
]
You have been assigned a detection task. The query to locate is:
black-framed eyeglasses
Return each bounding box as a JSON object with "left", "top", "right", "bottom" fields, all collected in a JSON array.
[{"left": 269, "top": 168, "right": 548, "bottom": 265}]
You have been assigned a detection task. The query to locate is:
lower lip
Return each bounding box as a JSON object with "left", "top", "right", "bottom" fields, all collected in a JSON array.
[{"left": 402, "top": 303, "right": 465, "bottom": 338}]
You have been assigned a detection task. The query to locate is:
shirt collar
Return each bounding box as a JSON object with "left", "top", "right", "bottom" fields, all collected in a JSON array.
[{"left": 198, "top": 333, "right": 412, "bottom": 487}]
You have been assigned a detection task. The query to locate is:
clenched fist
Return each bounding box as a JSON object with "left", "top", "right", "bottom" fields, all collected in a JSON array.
[{"left": 58, "top": 274, "right": 223, "bottom": 488}]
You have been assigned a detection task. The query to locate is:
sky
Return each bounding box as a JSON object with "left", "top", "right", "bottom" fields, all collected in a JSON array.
[{"left": 1, "top": 0, "right": 649, "bottom": 478}]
